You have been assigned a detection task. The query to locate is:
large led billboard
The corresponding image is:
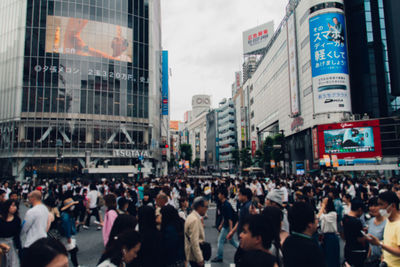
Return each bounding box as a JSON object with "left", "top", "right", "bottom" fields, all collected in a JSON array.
[
  {"left": 316, "top": 120, "right": 382, "bottom": 160},
  {"left": 309, "top": 12, "right": 351, "bottom": 114},
  {"left": 45, "top": 16, "right": 133, "bottom": 63},
  {"left": 324, "top": 127, "right": 375, "bottom": 153},
  {"left": 243, "top": 21, "right": 274, "bottom": 55}
]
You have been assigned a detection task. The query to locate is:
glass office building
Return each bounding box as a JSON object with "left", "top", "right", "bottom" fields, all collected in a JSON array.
[
  {"left": 0, "top": 0, "right": 163, "bottom": 179},
  {"left": 345, "top": 0, "right": 400, "bottom": 117}
]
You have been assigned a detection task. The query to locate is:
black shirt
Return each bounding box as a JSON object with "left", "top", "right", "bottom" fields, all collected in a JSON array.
[
  {"left": 221, "top": 200, "right": 234, "bottom": 228},
  {"left": 282, "top": 233, "right": 326, "bottom": 267},
  {"left": 0, "top": 216, "right": 21, "bottom": 238},
  {"left": 237, "top": 249, "right": 277, "bottom": 267},
  {"left": 342, "top": 214, "right": 368, "bottom": 252}
]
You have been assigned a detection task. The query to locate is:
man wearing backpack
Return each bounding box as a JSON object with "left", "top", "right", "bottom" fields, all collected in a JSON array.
[{"left": 211, "top": 187, "right": 239, "bottom": 263}]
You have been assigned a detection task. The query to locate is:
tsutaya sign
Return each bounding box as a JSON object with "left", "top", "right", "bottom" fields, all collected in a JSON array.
[{"left": 113, "top": 150, "right": 150, "bottom": 158}]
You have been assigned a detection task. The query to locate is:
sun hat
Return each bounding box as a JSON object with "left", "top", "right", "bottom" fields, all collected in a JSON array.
[{"left": 61, "top": 198, "right": 79, "bottom": 211}]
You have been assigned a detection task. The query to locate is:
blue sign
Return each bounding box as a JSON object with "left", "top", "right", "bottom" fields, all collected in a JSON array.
[
  {"left": 310, "top": 13, "right": 348, "bottom": 77},
  {"left": 162, "top": 51, "right": 169, "bottom": 115},
  {"left": 309, "top": 12, "right": 352, "bottom": 114}
]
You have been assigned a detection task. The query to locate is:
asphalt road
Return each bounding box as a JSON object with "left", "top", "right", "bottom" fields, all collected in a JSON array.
[{"left": 19, "top": 203, "right": 237, "bottom": 267}]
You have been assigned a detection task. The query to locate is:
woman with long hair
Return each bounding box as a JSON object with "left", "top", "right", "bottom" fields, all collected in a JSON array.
[
  {"left": 136, "top": 205, "right": 162, "bottom": 267},
  {"left": 261, "top": 206, "right": 284, "bottom": 267},
  {"left": 102, "top": 194, "right": 119, "bottom": 246},
  {"left": 317, "top": 197, "right": 340, "bottom": 267},
  {"left": 160, "top": 205, "right": 185, "bottom": 267},
  {"left": 107, "top": 215, "right": 137, "bottom": 248},
  {"left": 97, "top": 230, "right": 141, "bottom": 267},
  {"left": 0, "top": 199, "right": 21, "bottom": 267}
]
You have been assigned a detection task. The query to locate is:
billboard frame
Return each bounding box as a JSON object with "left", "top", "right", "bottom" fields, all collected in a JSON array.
[{"left": 316, "top": 120, "right": 382, "bottom": 160}]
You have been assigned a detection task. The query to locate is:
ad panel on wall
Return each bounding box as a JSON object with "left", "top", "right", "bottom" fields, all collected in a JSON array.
[
  {"left": 243, "top": 21, "right": 274, "bottom": 55},
  {"left": 287, "top": 13, "right": 300, "bottom": 116},
  {"left": 162, "top": 51, "right": 169, "bottom": 115},
  {"left": 309, "top": 12, "right": 351, "bottom": 114},
  {"left": 46, "top": 16, "right": 133, "bottom": 63}
]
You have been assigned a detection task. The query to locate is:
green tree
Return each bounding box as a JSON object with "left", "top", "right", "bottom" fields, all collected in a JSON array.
[
  {"left": 179, "top": 144, "right": 192, "bottom": 164},
  {"left": 272, "top": 134, "right": 284, "bottom": 162},
  {"left": 231, "top": 148, "right": 240, "bottom": 169},
  {"left": 254, "top": 149, "right": 264, "bottom": 167},
  {"left": 240, "top": 148, "right": 252, "bottom": 168}
]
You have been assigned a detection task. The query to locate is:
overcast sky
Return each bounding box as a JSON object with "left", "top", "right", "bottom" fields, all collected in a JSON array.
[{"left": 161, "top": 1, "right": 288, "bottom": 121}]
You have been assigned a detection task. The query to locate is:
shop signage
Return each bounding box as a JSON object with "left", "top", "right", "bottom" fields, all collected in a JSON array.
[{"left": 113, "top": 150, "right": 150, "bottom": 158}]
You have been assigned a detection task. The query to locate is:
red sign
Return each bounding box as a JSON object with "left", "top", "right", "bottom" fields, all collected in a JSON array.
[
  {"left": 316, "top": 120, "right": 382, "bottom": 160},
  {"left": 248, "top": 29, "right": 269, "bottom": 40},
  {"left": 251, "top": 141, "right": 256, "bottom": 157}
]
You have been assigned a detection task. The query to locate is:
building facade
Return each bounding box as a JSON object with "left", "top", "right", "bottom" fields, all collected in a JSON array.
[
  {"left": 0, "top": 0, "right": 163, "bottom": 179},
  {"left": 217, "top": 98, "right": 237, "bottom": 172},
  {"left": 184, "top": 95, "right": 211, "bottom": 166},
  {"left": 245, "top": 0, "right": 399, "bottom": 174}
]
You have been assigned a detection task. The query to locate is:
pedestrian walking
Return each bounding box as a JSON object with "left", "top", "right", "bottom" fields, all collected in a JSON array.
[
  {"left": 60, "top": 197, "right": 80, "bottom": 267},
  {"left": 0, "top": 199, "right": 21, "bottom": 267},
  {"left": 21, "top": 190, "right": 49, "bottom": 249},
  {"left": 211, "top": 188, "right": 239, "bottom": 263},
  {"left": 184, "top": 197, "right": 208, "bottom": 267}
]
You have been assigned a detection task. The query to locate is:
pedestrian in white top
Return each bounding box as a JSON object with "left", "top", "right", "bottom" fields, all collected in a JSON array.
[
  {"left": 317, "top": 197, "right": 340, "bottom": 267},
  {"left": 21, "top": 190, "right": 49, "bottom": 248}
]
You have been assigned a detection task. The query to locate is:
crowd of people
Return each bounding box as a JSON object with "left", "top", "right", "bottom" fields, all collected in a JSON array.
[{"left": 0, "top": 173, "right": 399, "bottom": 267}]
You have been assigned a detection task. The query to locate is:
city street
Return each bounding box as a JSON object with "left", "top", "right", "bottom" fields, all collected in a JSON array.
[{"left": 20, "top": 203, "right": 237, "bottom": 267}]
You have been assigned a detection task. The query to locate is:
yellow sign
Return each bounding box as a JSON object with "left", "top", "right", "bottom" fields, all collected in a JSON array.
[
  {"left": 270, "top": 160, "right": 276, "bottom": 168},
  {"left": 332, "top": 155, "right": 339, "bottom": 167},
  {"left": 323, "top": 155, "right": 331, "bottom": 167}
]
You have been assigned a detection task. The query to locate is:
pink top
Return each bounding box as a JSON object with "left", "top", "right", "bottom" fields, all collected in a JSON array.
[{"left": 102, "top": 209, "right": 118, "bottom": 246}]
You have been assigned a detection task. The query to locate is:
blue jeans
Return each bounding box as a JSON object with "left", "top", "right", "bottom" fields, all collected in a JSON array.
[{"left": 216, "top": 226, "right": 239, "bottom": 259}]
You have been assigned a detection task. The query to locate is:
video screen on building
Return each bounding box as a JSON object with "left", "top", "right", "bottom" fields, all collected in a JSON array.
[
  {"left": 324, "top": 127, "right": 375, "bottom": 153},
  {"left": 45, "top": 15, "right": 133, "bottom": 63}
]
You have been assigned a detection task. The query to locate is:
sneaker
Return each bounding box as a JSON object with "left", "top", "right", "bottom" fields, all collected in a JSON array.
[
  {"left": 97, "top": 226, "right": 102, "bottom": 230},
  {"left": 94, "top": 220, "right": 101, "bottom": 225},
  {"left": 82, "top": 225, "right": 89, "bottom": 230},
  {"left": 211, "top": 257, "right": 223, "bottom": 263}
]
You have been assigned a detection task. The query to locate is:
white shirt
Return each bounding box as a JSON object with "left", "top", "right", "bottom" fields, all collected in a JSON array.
[
  {"left": 88, "top": 190, "right": 99, "bottom": 209},
  {"left": 281, "top": 186, "right": 289, "bottom": 203},
  {"left": 22, "top": 204, "right": 49, "bottom": 247},
  {"left": 320, "top": 211, "right": 338, "bottom": 233}
]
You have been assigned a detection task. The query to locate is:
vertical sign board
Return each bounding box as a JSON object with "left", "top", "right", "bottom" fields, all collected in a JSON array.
[
  {"left": 287, "top": 13, "right": 300, "bottom": 116},
  {"left": 162, "top": 51, "right": 169, "bottom": 115},
  {"left": 309, "top": 13, "right": 352, "bottom": 114},
  {"left": 312, "top": 127, "right": 319, "bottom": 161}
]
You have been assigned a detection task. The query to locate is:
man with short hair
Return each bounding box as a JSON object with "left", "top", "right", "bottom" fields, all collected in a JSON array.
[
  {"left": 367, "top": 191, "right": 400, "bottom": 266},
  {"left": 282, "top": 201, "right": 326, "bottom": 267},
  {"left": 342, "top": 198, "right": 369, "bottom": 267},
  {"left": 185, "top": 197, "right": 208, "bottom": 267},
  {"left": 237, "top": 214, "right": 278, "bottom": 267},
  {"left": 21, "top": 190, "right": 49, "bottom": 249},
  {"left": 211, "top": 188, "right": 239, "bottom": 263},
  {"left": 227, "top": 187, "right": 253, "bottom": 240}
]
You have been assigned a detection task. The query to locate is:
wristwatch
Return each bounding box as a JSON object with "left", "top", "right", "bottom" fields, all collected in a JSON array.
[{"left": 380, "top": 241, "right": 384, "bottom": 247}]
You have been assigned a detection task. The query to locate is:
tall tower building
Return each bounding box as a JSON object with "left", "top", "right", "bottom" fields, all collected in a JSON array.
[{"left": 0, "top": 0, "right": 163, "bottom": 179}]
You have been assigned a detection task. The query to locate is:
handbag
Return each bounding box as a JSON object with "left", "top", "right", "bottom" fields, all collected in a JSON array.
[
  {"left": 186, "top": 233, "right": 212, "bottom": 261},
  {"left": 200, "top": 242, "right": 211, "bottom": 261}
]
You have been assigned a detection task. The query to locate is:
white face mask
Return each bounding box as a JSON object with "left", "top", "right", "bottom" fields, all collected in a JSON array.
[{"left": 379, "top": 206, "right": 391, "bottom": 218}]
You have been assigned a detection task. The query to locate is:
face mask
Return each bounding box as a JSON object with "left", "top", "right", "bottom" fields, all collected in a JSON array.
[{"left": 379, "top": 206, "right": 391, "bottom": 218}]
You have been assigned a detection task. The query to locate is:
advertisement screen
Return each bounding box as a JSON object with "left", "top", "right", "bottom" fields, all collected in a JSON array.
[
  {"left": 324, "top": 127, "right": 375, "bottom": 153},
  {"left": 45, "top": 15, "right": 133, "bottom": 63},
  {"left": 309, "top": 12, "right": 351, "bottom": 114}
]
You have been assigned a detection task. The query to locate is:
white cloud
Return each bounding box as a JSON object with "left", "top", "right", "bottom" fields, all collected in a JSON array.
[{"left": 161, "top": 0, "right": 288, "bottom": 120}]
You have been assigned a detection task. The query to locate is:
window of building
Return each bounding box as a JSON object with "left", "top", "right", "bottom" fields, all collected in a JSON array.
[
  {"left": 302, "top": 60, "right": 311, "bottom": 73},
  {"left": 301, "top": 35, "right": 310, "bottom": 49}
]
